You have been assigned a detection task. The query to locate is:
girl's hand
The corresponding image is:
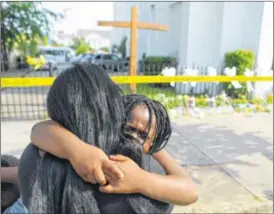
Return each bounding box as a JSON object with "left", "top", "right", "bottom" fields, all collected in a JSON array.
[
  {"left": 99, "top": 155, "right": 145, "bottom": 194},
  {"left": 68, "top": 144, "right": 124, "bottom": 185}
]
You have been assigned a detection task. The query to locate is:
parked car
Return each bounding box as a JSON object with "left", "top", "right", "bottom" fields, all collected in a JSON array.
[
  {"left": 80, "top": 53, "right": 95, "bottom": 63},
  {"left": 38, "top": 46, "right": 75, "bottom": 63},
  {"left": 88, "top": 54, "right": 129, "bottom": 72},
  {"left": 37, "top": 55, "right": 58, "bottom": 71},
  {"left": 71, "top": 53, "right": 89, "bottom": 64}
]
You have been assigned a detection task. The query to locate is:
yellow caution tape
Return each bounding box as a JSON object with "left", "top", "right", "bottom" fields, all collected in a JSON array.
[{"left": 1, "top": 76, "right": 273, "bottom": 88}]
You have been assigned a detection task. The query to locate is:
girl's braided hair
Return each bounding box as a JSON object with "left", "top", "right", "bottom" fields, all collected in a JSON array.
[{"left": 123, "top": 94, "right": 172, "bottom": 154}]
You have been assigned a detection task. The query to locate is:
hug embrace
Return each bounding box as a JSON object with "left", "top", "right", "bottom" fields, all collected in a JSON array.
[{"left": 2, "top": 63, "right": 198, "bottom": 214}]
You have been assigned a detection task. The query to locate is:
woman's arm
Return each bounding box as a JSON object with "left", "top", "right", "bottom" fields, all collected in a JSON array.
[
  {"left": 1, "top": 167, "right": 18, "bottom": 184},
  {"left": 31, "top": 120, "right": 123, "bottom": 185}
]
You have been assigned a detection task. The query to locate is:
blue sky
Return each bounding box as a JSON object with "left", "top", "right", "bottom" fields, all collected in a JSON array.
[{"left": 42, "top": 2, "right": 114, "bottom": 33}]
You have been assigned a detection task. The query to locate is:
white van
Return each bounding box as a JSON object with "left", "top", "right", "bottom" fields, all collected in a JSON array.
[{"left": 38, "top": 46, "right": 75, "bottom": 64}]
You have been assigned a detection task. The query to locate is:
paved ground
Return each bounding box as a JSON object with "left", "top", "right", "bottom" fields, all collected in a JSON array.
[
  {"left": 170, "top": 114, "right": 273, "bottom": 213},
  {"left": 1, "top": 114, "right": 273, "bottom": 213}
]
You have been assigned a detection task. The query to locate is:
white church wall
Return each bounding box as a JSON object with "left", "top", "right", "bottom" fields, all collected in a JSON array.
[
  {"left": 256, "top": 2, "right": 273, "bottom": 69},
  {"left": 184, "top": 2, "right": 224, "bottom": 68},
  {"left": 254, "top": 3, "right": 273, "bottom": 98},
  {"left": 219, "top": 2, "right": 264, "bottom": 66},
  {"left": 177, "top": 2, "right": 191, "bottom": 66},
  {"left": 168, "top": 2, "right": 182, "bottom": 61},
  {"left": 146, "top": 2, "right": 171, "bottom": 57}
]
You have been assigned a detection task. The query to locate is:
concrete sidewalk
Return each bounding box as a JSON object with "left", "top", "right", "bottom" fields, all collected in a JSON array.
[
  {"left": 1, "top": 114, "right": 273, "bottom": 213},
  {"left": 170, "top": 114, "right": 273, "bottom": 213}
]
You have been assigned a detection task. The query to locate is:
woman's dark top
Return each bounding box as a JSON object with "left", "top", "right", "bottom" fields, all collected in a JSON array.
[{"left": 19, "top": 144, "right": 173, "bottom": 214}]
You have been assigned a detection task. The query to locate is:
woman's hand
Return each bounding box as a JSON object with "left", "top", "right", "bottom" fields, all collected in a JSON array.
[
  {"left": 99, "top": 155, "right": 145, "bottom": 194},
  {"left": 68, "top": 144, "right": 124, "bottom": 185},
  {"left": 31, "top": 120, "right": 124, "bottom": 186}
]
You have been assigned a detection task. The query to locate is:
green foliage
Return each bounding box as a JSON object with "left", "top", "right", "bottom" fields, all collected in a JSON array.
[
  {"left": 224, "top": 49, "right": 255, "bottom": 98},
  {"left": 14, "top": 34, "right": 40, "bottom": 57},
  {"left": 267, "top": 94, "right": 273, "bottom": 104},
  {"left": 231, "top": 99, "right": 248, "bottom": 106},
  {"left": 1, "top": 2, "right": 61, "bottom": 70},
  {"left": 100, "top": 46, "right": 110, "bottom": 53},
  {"left": 234, "top": 107, "right": 242, "bottom": 113},
  {"left": 143, "top": 56, "right": 177, "bottom": 65},
  {"left": 119, "top": 84, "right": 271, "bottom": 113},
  {"left": 140, "top": 56, "right": 177, "bottom": 75},
  {"left": 70, "top": 37, "right": 93, "bottom": 55},
  {"left": 41, "top": 36, "right": 48, "bottom": 46},
  {"left": 118, "top": 37, "right": 127, "bottom": 58},
  {"left": 196, "top": 98, "right": 209, "bottom": 107},
  {"left": 249, "top": 97, "right": 266, "bottom": 105},
  {"left": 51, "top": 40, "right": 64, "bottom": 47},
  {"left": 75, "top": 44, "right": 90, "bottom": 55}
]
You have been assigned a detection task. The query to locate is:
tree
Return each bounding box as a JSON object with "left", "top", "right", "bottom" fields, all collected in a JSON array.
[
  {"left": 99, "top": 46, "right": 110, "bottom": 53},
  {"left": 13, "top": 34, "right": 40, "bottom": 57},
  {"left": 70, "top": 37, "right": 93, "bottom": 55},
  {"left": 51, "top": 39, "right": 64, "bottom": 47},
  {"left": 41, "top": 36, "right": 48, "bottom": 46},
  {"left": 118, "top": 36, "right": 127, "bottom": 58},
  {"left": 1, "top": 2, "right": 61, "bottom": 70}
]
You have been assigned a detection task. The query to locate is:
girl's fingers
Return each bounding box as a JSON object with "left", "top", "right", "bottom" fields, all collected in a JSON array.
[{"left": 102, "top": 161, "right": 124, "bottom": 179}]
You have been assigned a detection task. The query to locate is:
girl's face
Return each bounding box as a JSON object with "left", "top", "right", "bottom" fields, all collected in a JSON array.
[{"left": 124, "top": 105, "right": 156, "bottom": 154}]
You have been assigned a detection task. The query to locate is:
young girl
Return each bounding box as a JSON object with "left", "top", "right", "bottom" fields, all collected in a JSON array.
[{"left": 30, "top": 94, "right": 198, "bottom": 206}]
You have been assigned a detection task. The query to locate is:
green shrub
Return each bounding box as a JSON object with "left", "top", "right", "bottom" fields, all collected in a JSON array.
[
  {"left": 224, "top": 49, "right": 255, "bottom": 98},
  {"left": 139, "top": 56, "right": 177, "bottom": 76},
  {"left": 139, "top": 56, "right": 177, "bottom": 88},
  {"left": 267, "top": 94, "right": 273, "bottom": 104},
  {"left": 255, "top": 104, "right": 265, "bottom": 112},
  {"left": 235, "top": 107, "right": 242, "bottom": 113},
  {"left": 196, "top": 98, "right": 209, "bottom": 107},
  {"left": 231, "top": 99, "right": 248, "bottom": 106},
  {"left": 245, "top": 107, "right": 253, "bottom": 113},
  {"left": 250, "top": 97, "right": 266, "bottom": 105},
  {"left": 216, "top": 100, "right": 222, "bottom": 107}
]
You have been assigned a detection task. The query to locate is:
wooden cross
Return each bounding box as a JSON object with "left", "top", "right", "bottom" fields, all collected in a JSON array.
[{"left": 98, "top": 6, "right": 168, "bottom": 93}]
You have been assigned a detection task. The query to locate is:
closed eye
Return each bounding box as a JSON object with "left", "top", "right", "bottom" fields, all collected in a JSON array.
[
  {"left": 124, "top": 125, "right": 149, "bottom": 142},
  {"left": 124, "top": 125, "right": 137, "bottom": 133}
]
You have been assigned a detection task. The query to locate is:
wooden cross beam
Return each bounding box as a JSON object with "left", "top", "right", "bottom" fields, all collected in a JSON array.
[{"left": 98, "top": 6, "right": 168, "bottom": 93}]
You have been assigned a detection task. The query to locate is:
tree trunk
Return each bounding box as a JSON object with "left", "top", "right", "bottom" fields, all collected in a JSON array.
[{"left": 1, "top": 40, "right": 9, "bottom": 71}]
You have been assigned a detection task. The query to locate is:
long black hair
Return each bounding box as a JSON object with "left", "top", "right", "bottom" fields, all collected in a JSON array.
[
  {"left": 19, "top": 63, "right": 172, "bottom": 213},
  {"left": 1, "top": 155, "right": 20, "bottom": 213}
]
